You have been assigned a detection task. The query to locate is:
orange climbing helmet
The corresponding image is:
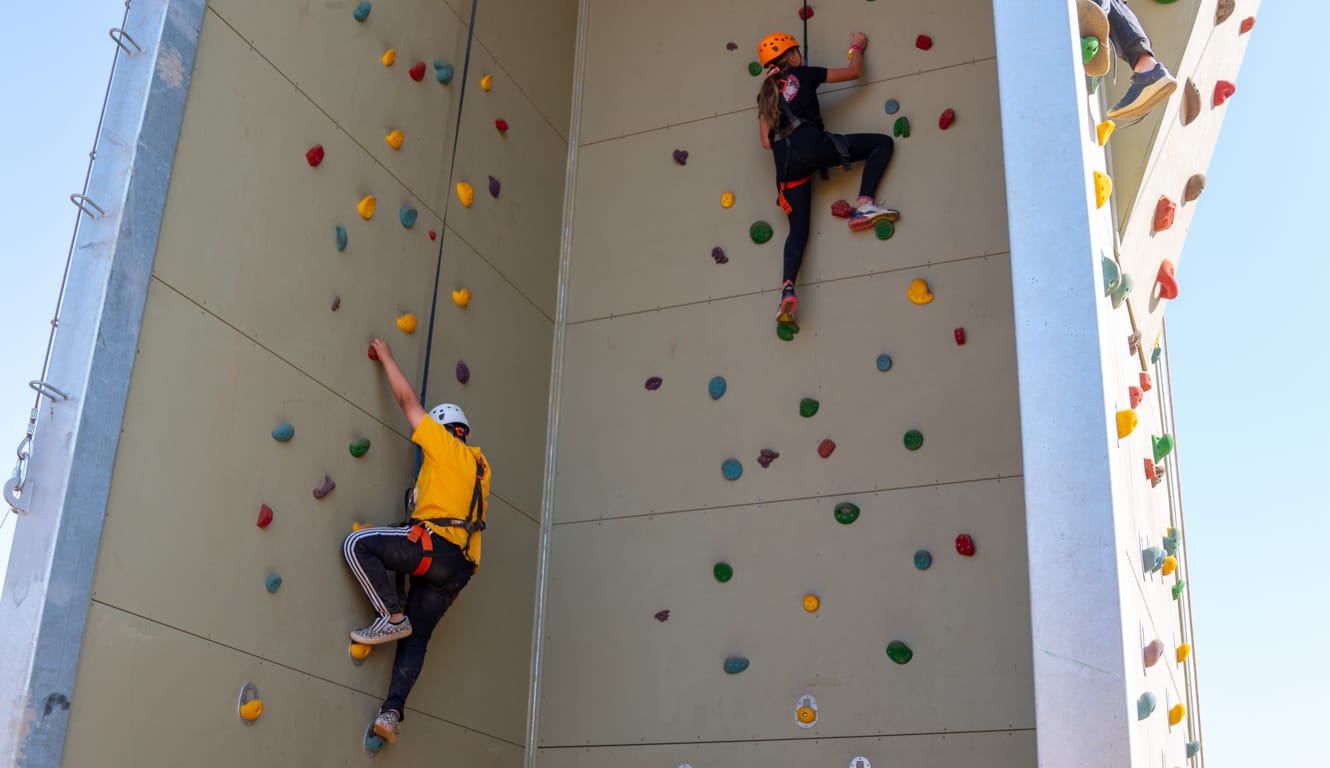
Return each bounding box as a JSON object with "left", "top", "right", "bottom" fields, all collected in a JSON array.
[{"left": 758, "top": 33, "right": 799, "bottom": 69}]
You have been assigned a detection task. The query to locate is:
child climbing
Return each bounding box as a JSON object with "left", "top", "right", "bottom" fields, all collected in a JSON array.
[
  {"left": 757, "top": 31, "right": 898, "bottom": 323},
  {"left": 343, "top": 338, "right": 491, "bottom": 746},
  {"left": 1079, "top": 0, "right": 1178, "bottom": 120}
]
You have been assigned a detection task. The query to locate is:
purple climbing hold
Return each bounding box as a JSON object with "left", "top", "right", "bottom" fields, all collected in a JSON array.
[
  {"left": 313, "top": 475, "right": 336, "bottom": 499},
  {"left": 654, "top": 609, "right": 670, "bottom": 622},
  {"left": 726, "top": 41, "right": 738, "bottom": 51},
  {"left": 456, "top": 360, "right": 471, "bottom": 384},
  {"left": 756, "top": 448, "right": 780, "bottom": 468},
  {"left": 488, "top": 176, "right": 500, "bottom": 198},
  {"left": 644, "top": 376, "right": 663, "bottom": 391},
  {"left": 711, "top": 246, "right": 729, "bottom": 264},
  {"left": 672, "top": 149, "right": 689, "bottom": 165}
]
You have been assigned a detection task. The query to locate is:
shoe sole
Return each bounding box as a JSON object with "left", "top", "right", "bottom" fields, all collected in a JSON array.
[
  {"left": 350, "top": 627, "right": 413, "bottom": 645},
  {"left": 373, "top": 721, "right": 399, "bottom": 744},
  {"left": 777, "top": 298, "right": 797, "bottom": 323},
  {"left": 848, "top": 211, "right": 901, "bottom": 231},
  {"left": 1107, "top": 79, "right": 1177, "bottom": 121}
]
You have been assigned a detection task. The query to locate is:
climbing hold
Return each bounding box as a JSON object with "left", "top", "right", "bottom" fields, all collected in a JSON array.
[
  {"left": 955, "top": 533, "right": 976, "bottom": 557},
  {"left": 1129, "top": 385, "right": 1143, "bottom": 409},
  {"left": 938, "top": 108, "right": 956, "bottom": 130},
  {"left": 456, "top": 361, "right": 471, "bottom": 384},
  {"left": 313, "top": 475, "right": 336, "bottom": 499},
  {"left": 1182, "top": 79, "right": 1201, "bottom": 125},
  {"left": 817, "top": 439, "right": 836, "bottom": 459},
  {"left": 365, "top": 734, "right": 386, "bottom": 752},
  {"left": 644, "top": 376, "right": 663, "bottom": 391},
  {"left": 1156, "top": 259, "right": 1178, "bottom": 299},
  {"left": 1176, "top": 643, "right": 1191, "bottom": 663},
  {"left": 915, "top": 34, "right": 933, "bottom": 50},
  {"left": 451, "top": 289, "right": 471, "bottom": 307},
  {"left": 1093, "top": 170, "right": 1112, "bottom": 208},
  {"left": 238, "top": 683, "right": 264, "bottom": 724},
  {"left": 357, "top": 195, "right": 377, "bottom": 219},
  {"left": 1128, "top": 331, "right": 1143, "bottom": 355},
  {"left": 400, "top": 206, "right": 418, "bottom": 228},
  {"left": 726, "top": 41, "right": 738, "bottom": 51},
  {"left": 1096, "top": 119, "right": 1115, "bottom": 146},
  {"left": 385, "top": 130, "right": 404, "bottom": 150},
  {"left": 335, "top": 225, "right": 348, "bottom": 252},
  {"left": 907, "top": 278, "right": 934, "bottom": 305},
  {"left": 409, "top": 61, "right": 426, "bottom": 81},
  {"left": 794, "top": 694, "right": 819, "bottom": 728},
  {"left": 256, "top": 504, "right": 273, "bottom": 528},
  {"left": 903, "top": 429, "right": 924, "bottom": 451},
  {"left": 756, "top": 448, "right": 780, "bottom": 468},
  {"left": 1186, "top": 741, "right": 1201, "bottom": 758},
  {"left": 1169, "top": 703, "right": 1185, "bottom": 726},
  {"left": 1184, "top": 173, "right": 1206, "bottom": 202},
  {"left": 1144, "top": 639, "right": 1165, "bottom": 667},
  {"left": 367, "top": 344, "right": 379, "bottom": 361},
  {"left": 1116, "top": 409, "right": 1138, "bottom": 439},
  {"left": 954, "top": 327, "right": 966, "bottom": 345},
  {"left": 381, "top": 49, "right": 396, "bottom": 66},
  {"left": 1137, "top": 692, "right": 1157, "bottom": 720},
  {"left": 777, "top": 321, "right": 799, "bottom": 341},
  {"left": 884, "top": 98, "right": 899, "bottom": 114},
  {"left": 802, "top": 594, "right": 819, "bottom": 613},
  {"left": 1215, "top": 0, "right": 1234, "bottom": 25},
  {"left": 1142, "top": 546, "right": 1165, "bottom": 572},
  {"left": 1162, "top": 528, "right": 1180, "bottom": 555},
  {"left": 1102, "top": 254, "right": 1121, "bottom": 296},
  {"left": 720, "top": 191, "right": 736, "bottom": 209},
  {"left": 799, "top": 398, "right": 820, "bottom": 418},
  {"left": 1110, "top": 272, "right": 1133, "bottom": 309},
  {"left": 831, "top": 199, "right": 854, "bottom": 218},
  {"left": 1152, "top": 433, "right": 1174, "bottom": 462},
  {"left": 722, "top": 458, "right": 743, "bottom": 481},
  {"left": 1081, "top": 36, "right": 1099, "bottom": 67},
  {"left": 711, "top": 246, "right": 729, "bottom": 264},
  {"left": 1240, "top": 16, "right": 1256, "bottom": 34},
  {"left": 874, "top": 219, "right": 895, "bottom": 240},
  {"left": 1171, "top": 581, "right": 1185, "bottom": 600},
  {"left": 434, "top": 60, "right": 454, "bottom": 83},
  {"left": 429, "top": 230, "right": 437, "bottom": 240},
  {"left": 305, "top": 144, "right": 325, "bottom": 166},
  {"left": 913, "top": 549, "right": 932, "bottom": 570},
  {"left": 396, "top": 313, "right": 418, "bottom": 334},
  {"left": 886, "top": 640, "right": 914, "bottom": 664},
  {"left": 1213, "top": 80, "right": 1236, "bottom": 107},
  {"left": 748, "top": 61, "right": 763, "bottom": 76},
  {"left": 798, "top": 6, "right": 813, "bottom": 21},
  {"left": 713, "top": 562, "right": 734, "bottom": 583},
  {"left": 353, "top": 1, "right": 372, "bottom": 22},
  {"left": 488, "top": 176, "right": 501, "bottom": 198},
  {"left": 876, "top": 354, "right": 893, "bottom": 372},
  {"left": 834, "top": 502, "right": 860, "bottom": 525},
  {"left": 1151, "top": 344, "right": 1162, "bottom": 364},
  {"left": 1143, "top": 458, "right": 1159, "bottom": 482},
  {"left": 654, "top": 610, "right": 670, "bottom": 622},
  {"left": 456, "top": 182, "right": 475, "bottom": 207},
  {"left": 349, "top": 438, "right": 371, "bottom": 458},
  {"left": 893, "top": 117, "right": 911, "bottom": 138},
  {"left": 495, "top": 119, "right": 510, "bottom": 133},
  {"left": 723, "top": 656, "right": 749, "bottom": 674},
  {"left": 1153, "top": 196, "right": 1176, "bottom": 232},
  {"left": 849, "top": 758, "right": 872, "bottom": 768},
  {"left": 478, "top": 73, "right": 493, "bottom": 91},
  {"left": 750, "top": 220, "right": 773, "bottom": 244},
  {"left": 272, "top": 423, "right": 295, "bottom": 442},
  {"left": 672, "top": 149, "right": 688, "bottom": 165},
  {"left": 1162, "top": 555, "right": 1178, "bottom": 576},
  {"left": 265, "top": 574, "right": 283, "bottom": 593},
  {"left": 350, "top": 643, "right": 372, "bottom": 663}
]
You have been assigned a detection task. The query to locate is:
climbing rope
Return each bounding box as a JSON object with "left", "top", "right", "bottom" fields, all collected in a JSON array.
[{"left": 802, "top": 1, "right": 809, "bottom": 64}]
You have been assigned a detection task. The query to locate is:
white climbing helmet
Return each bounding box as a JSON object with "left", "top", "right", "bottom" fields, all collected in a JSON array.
[{"left": 429, "top": 403, "right": 468, "bottom": 428}]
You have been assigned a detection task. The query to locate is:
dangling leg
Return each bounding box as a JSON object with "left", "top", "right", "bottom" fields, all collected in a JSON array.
[{"left": 1104, "top": 0, "right": 1176, "bottom": 119}]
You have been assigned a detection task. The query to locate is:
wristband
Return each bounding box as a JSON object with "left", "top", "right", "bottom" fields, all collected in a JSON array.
[{"left": 847, "top": 43, "right": 864, "bottom": 59}]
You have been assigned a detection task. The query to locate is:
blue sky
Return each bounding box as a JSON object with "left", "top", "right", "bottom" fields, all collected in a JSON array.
[{"left": 0, "top": 4, "right": 1317, "bottom": 765}]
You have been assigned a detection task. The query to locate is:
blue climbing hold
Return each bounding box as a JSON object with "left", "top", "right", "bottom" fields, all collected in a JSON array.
[
  {"left": 365, "top": 734, "right": 386, "bottom": 752},
  {"left": 434, "top": 60, "right": 454, "bottom": 84},
  {"left": 913, "top": 549, "right": 932, "bottom": 570},
  {"left": 336, "top": 225, "right": 348, "bottom": 252},
  {"left": 265, "top": 575, "right": 283, "bottom": 593},
  {"left": 271, "top": 423, "right": 294, "bottom": 442},
  {"left": 709, "top": 376, "right": 727, "bottom": 400},
  {"left": 399, "top": 206, "right": 418, "bottom": 228},
  {"left": 721, "top": 458, "right": 743, "bottom": 481},
  {"left": 885, "top": 98, "right": 900, "bottom": 114},
  {"left": 723, "top": 656, "right": 750, "bottom": 674},
  {"left": 1136, "top": 691, "right": 1157, "bottom": 720},
  {"left": 353, "top": 1, "right": 371, "bottom": 22},
  {"left": 1186, "top": 741, "right": 1201, "bottom": 758},
  {"left": 876, "top": 354, "right": 893, "bottom": 372},
  {"left": 1142, "top": 545, "right": 1165, "bottom": 573}
]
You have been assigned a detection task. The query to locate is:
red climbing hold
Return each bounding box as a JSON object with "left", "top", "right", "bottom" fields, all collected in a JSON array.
[
  {"left": 798, "top": 6, "right": 814, "bottom": 21},
  {"left": 831, "top": 199, "right": 854, "bottom": 219},
  {"left": 1129, "top": 385, "right": 1143, "bottom": 409},
  {"left": 954, "top": 327, "right": 966, "bottom": 345},
  {"left": 1139, "top": 372, "right": 1153, "bottom": 392},
  {"left": 955, "top": 534, "right": 976, "bottom": 557},
  {"left": 409, "top": 62, "right": 427, "bottom": 81},
  {"left": 330, "top": 296, "right": 341, "bottom": 312},
  {"left": 916, "top": 34, "right": 933, "bottom": 50},
  {"left": 495, "top": 119, "right": 509, "bottom": 132},
  {"left": 1213, "top": 80, "right": 1236, "bottom": 106},
  {"left": 429, "top": 230, "right": 437, "bottom": 240},
  {"left": 1240, "top": 16, "right": 1256, "bottom": 34},
  {"left": 1156, "top": 259, "right": 1179, "bottom": 299},
  {"left": 1144, "top": 458, "right": 1159, "bottom": 481},
  {"left": 368, "top": 345, "right": 379, "bottom": 361},
  {"left": 1153, "top": 196, "right": 1176, "bottom": 232},
  {"left": 938, "top": 108, "right": 956, "bottom": 130},
  {"left": 305, "top": 144, "right": 325, "bottom": 167},
  {"left": 817, "top": 439, "right": 836, "bottom": 459},
  {"left": 256, "top": 504, "right": 274, "bottom": 528}
]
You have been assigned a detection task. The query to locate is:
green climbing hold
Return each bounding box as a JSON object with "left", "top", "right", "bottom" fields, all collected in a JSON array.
[
  {"left": 272, "top": 423, "right": 294, "bottom": 442},
  {"left": 1172, "top": 581, "right": 1186, "bottom": 600},
  {"left": 886, "top": 640, "right": 913, "bottom": 665},
  {"left": 874, "top": 219, "right": 894, "bottom": 240},
  {"left": 1081, "top": 36, "right": 1100, "bottom": 66},
  {"left": 1110, "top": 273, "right": 1134, "bottom": 309},
  {"left": 1137, "top": 692, "right": 1157, "bottom": 720},
  {"left": 893, "top": 117, "right": 910, "bottom": 138},
  {"left": 748, "top": 61, "right": 762, "bottom": 76},
  {"left": 799, "top": 397, "right": 820, "bottom": 418},
  {"left": 833, "top": 502, "right": 860, "bottom": 525},
  {"left": 723, "top": 656, "right": 750, "bottom": 674},
  {"left": 750, "top": 220, "right": 774, "bottom": 244},
  {"left": 777, "top": 321, "right": 799, "bottom": 341},
  {"left": 903, "top": 429, "right": 924, "bottom": 451},
  {"left": 1151, "top": 344, "right": 1162, "bottom": 364},
  {"left": 713, "top": 562, "right": 734, "bottom": 583},
  {"left": 1102, "top": 254, "right": 1121, "bottom": 296},
  {"left": 1152, "top": 434, "right": 1174, "bottom": 463},
  {"left": 349, "top": 438, "right": 371, "bottom": 458}
]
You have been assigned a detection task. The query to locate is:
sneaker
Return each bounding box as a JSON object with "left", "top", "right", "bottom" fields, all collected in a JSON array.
[
  {"left": 777, "top": 281, "right": 799, "bottom": 323},
  {"left": 350, "top": 615, "right": 413, "bottom": 645},
  {"left": 848, "top": 202, "right": 901, "bottom": 232},
  {"left": 373, "top": 709, "right": 401, "bottom": 744},
  {"left": 1107, "top": 63, "right": 1178, "bottom": 120}
]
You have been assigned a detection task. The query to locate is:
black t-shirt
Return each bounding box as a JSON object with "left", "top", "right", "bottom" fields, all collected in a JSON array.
[{"left": 767, "top": 66, "right": 827, "bottom": 136}]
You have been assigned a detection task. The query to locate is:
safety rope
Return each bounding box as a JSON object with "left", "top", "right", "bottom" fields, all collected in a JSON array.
[{"left": 802, "top": 1, "right": 810, "bottom": 64}]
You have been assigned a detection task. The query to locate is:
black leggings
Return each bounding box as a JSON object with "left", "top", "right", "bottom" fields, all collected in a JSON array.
[{"left": 772, "top": 127, "right": 894, "bottom": 284}]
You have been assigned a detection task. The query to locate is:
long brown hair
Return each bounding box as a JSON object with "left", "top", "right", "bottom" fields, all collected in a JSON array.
[{"left": 756, "top": 48, "right": 800, "bottom": 132}]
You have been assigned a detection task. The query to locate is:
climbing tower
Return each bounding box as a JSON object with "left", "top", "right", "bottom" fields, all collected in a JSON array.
[{"left": 1, "top": 1, "right": 1255, "bottom": 766}]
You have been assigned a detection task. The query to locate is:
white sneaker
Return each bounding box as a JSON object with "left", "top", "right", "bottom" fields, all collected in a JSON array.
[
  {"left": 350, "top": 615, "right": 412, "bottom": 645},
  {"left": 848, "top": 202, "right": 901, "bottom": 231}
]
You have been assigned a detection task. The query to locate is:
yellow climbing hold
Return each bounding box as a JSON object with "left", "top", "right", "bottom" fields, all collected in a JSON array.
[
  {"left": 385, "top": 130, "right": 404, "bottom": 150},
  {"left": 1176, "top": 643, "right": 1191, "bottom": 663},
  {"left": 1094, "top": 170, "right": 1112, "bottom": 209},
  {"left": 1096, "top": 119, "right": 1115, "bottom": 146},
  {"left": 382, "top": 48, "right": 397, "bottom": 66},
  {"left": 796, "top": 706, "right": 816, "bottom": 724},
  {"left": 1116, "top": 409, "right": 1138, "bottom": 439},
  {"left": 1169, "top": 703, "right": 1186, "bottom": 726},
  {"left": 456, "top": 182, "right": 474, "bottom": 208},
  {"left": 357, "top": 195, "right": 377, "bottom": 220},
  {"left": 802, "top": 594, "right": 820, "bottom": 612},
  {"left": 396, "top": 313, "right": 418, "bottom": 334},
  {"left": 720, "top": 191, "right": 735, "bottom": 209},
  {"left": 480, "top": 74, "right": 493, "bottom": 91},
  {"left": 350, "top": 643, "right": 372, "bottom": 661},
  {"left": 352, "top": 522, "right": 372, "bottom": 532},
  {"left": 451, "top": 288, "right": 472, "bottom": 307},
  {"left": 907, "top": 278, "right": 934, "bottom": 305},
  {"left": 1161, "top": 555, "right": 1178, "bottom": 576},
  {"left": 239, "top": 699, "right": 264, "bottom": 722}
]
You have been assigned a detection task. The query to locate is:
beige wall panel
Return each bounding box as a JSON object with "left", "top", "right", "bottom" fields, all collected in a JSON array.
[
  {"left": 537, "top": 479, "right": 1033, "bottom": 745},
  {"left": 84, "top": 282, "right": 537, "bottom": 744},
  {"left": 576, "top": 0, "right": 996, "bottom": 145},
  {"left": 422, "top": 230, "right": 553, "bottom": 519},
  {"left": 553, "top": 254, "right": 1020, "bottom": 523},
  {"left": 538, "top": 730, "right": 1034, "bottom": 768},
  {"left": 63, "top": 604, "right": 522, "bottom": 767},
  {"left": 471, "top": 0, "right": 579, "bottom": 137},
  {"left": 566, "top": 60, "right": 1006, "bottom": 322},
  {"left": 207, "top": 0, "right": 467, "bottom": 210}
]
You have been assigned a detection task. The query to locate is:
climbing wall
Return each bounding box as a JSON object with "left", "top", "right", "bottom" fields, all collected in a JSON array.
[
  {"left": 58, "top": 0, "right": 573, "bottom": 764},
  {"left": 536, "top": 1, "right": 1037, "bottom": 766}
]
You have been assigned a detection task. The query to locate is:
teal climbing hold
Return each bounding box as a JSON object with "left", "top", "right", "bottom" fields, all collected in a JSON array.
[
  {"left": 723, "top": 656, "right": 750, "bottom": 674},
  {"left": 349, "top": 438, "right": 371, "bottom": 458},
  {"left": 834, "top": 502, "right": 860, "bottom": 525},
  {"left": 1152, "top": 434, "right": 1174, "bottom": 463},
  {"left": 748, "top": 61, "right": 762, "bottom": 76},
  {"left": 1162, "top": 528, "right": 1180, "bottom": 556},
  {"left": 713, "top": 562, "right": 734, "bottom": 582},
  {"left": 272, "top": 423, "right": 294, "bottom": 442},
  {"left": 1110, "top": 273, "right": 1134, "bottom": 309},
  {"left": 1142, "top": 546, "right": 1165, "bottom": 572},
  {"left": 799, "top": 397, "right": 820, "bottom": 418},
  {"left": 875, "top": 219, "right": 895, "bottom": 240},
  {"left": 434, "top": 60, "right": 454, "bottom": 84},
  {"left": 750, "top": 220, "right": 774, "bottom": 244},
  {"left": 336, "top": 225, "right": 348, "bottom": 252},
  {"left": 913, "top": 549, "right": 932, "bottom": 570},
  {"left": 265, "top": 575, "right": 282, "bottom": 593},
  {"left": 884, "top": 98, "right": 899, "bottom": 114},
  {"left": 893, "top": 117, "right": 911, "bottom": 138},
  {"left": 1172, "top": 581, "right": 1186, "bottom": 600},
  {"left": 1186, "top": 741, "right": 1201, "bottom": 758},
  {"left": 1151, "top": 344, "right": 1162, "bottom": 364},
  {"left": 876, "top": 354, "right": 893, "bottom": 371},
  {"left": 722, "top": 458, "right": 743, "bottom": 481},
  {"left": 400, "top": 206, "right": 418, "bottom": 228},
  {"left": 1102, "top": 254, "right": 1120, "bottom": 296},
  {"left": 353, "top": 1, "right": 371, "bottom": 22},
  {"left": 1137, "top": 692, "right": 1157, "bottom": 720},
  {"left": 709, "top": 376, "right": 727, "bottom": 400},
  {"left": 903, "top": 429, "right": 924, "bottom": 451},
  {"left": 886, "top": 640, "right": 913, "bottom": 665},
  {"left": 365, "top": 734, "right": 386, "bottom": 752}
]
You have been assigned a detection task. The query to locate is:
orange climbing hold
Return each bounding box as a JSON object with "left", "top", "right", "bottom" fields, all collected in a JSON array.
[
  {"left": 1129, "top": 385, "right": 1143, "bottom": 409},
  {"left": 1156, "top": 259, "right": 1179, "bottom": 299},
  {"left": 802, "top": 594, "right": 820, "bottom": 612},
  {"left": 452, "top": 289, "right": 471, "bottom": 307},
  {"left": 1240, "top": 16, "right": 1256, "bottom": 34},
  {"left": 1213, "top": 80, "right": 1236, "bottom": 106},
  {"left": 385, "top": 130, "right": 404, "bottom": 150},
  {"left": 396, "top": 313, "right": 418, "bottom": 334},
  {"left": 1153, "top": 196, "right": 1176, "bottom": 232},
  {"left": 1140, "top": 372, "right": 1153, "bottom": 392}
]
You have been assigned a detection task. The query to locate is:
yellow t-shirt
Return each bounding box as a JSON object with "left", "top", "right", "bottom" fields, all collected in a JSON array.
[{"left": 411, "top": 418, "right": 491, "bottom": 565}]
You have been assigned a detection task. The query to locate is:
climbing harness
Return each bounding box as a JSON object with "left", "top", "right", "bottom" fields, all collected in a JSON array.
[
  {"left": 403, "top": 458, "right": 487, "bottom": 575},
  {"left": 770, "top": 83, "right": 853, "bottom": 212}
]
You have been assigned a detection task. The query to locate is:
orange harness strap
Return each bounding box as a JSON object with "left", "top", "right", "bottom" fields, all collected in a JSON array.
[
  {"left": 776, "top": 175, "right": 811, "bottom": 215},
  {"left": 407, "top": 524, "right": 435, "bottom": 576}
]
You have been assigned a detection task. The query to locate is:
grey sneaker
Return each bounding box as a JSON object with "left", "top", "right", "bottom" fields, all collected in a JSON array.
[
  {"left": 350, "top": 615, "right": 412, "bottom": 645},
  {"left": 1107, "top": 63, "right": 1178, "bottom": 120},
  {"left": 373, "top": 709, "right": 401, "bottom": 744}
]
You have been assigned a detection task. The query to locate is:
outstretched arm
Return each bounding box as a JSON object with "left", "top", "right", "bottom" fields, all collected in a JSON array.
[
  {"left": 370, "top": 338, "right": 426, "bottom": 430},
  {"left": 825, "top": 32, "right": 867, "bottom": 83}
]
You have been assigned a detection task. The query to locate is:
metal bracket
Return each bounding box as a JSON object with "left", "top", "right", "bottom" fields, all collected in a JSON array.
[
  {"left": 68, "top": 194, "right": 106, "bottom": 220},
  {"left": 29, "top": 380, "right": 70, "bottom": 402},
  {"left": 108, "top": 27, "right": 143, "bottom": 55}
]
